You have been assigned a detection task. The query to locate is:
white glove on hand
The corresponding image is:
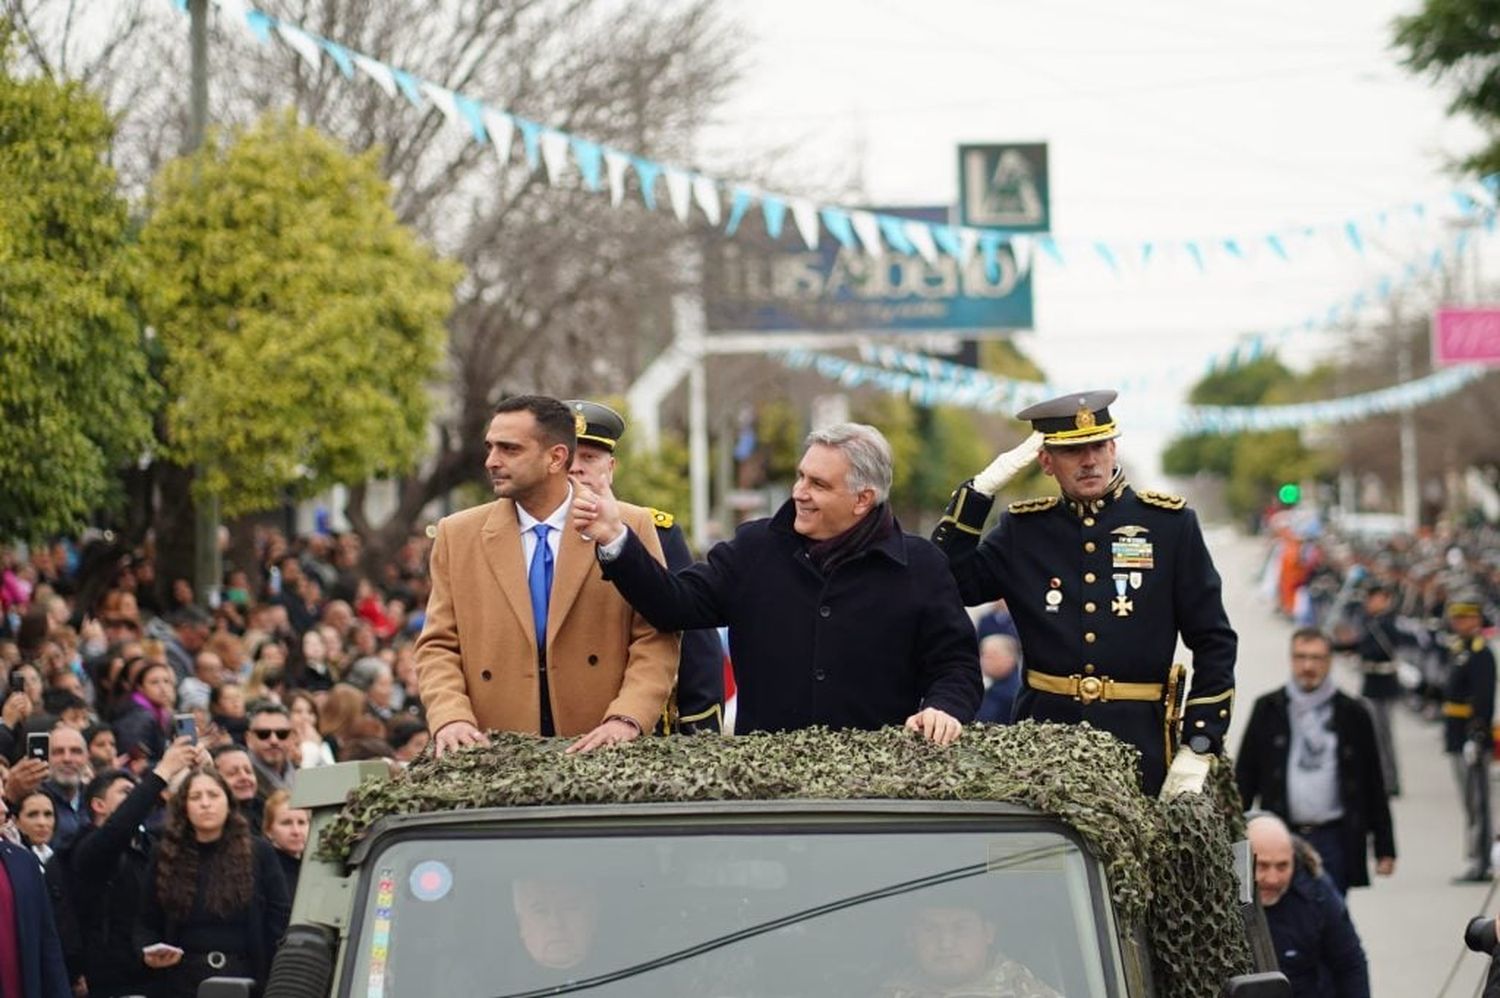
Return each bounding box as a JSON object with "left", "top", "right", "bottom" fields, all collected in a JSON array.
[
  {"left": 1159, "top": 746, "right": 1213, "bottom": 798},
  {"left": 973, "top": 431, "right": 1045, "bottom": 497}
]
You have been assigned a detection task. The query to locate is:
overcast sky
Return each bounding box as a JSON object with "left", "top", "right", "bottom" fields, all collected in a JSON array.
[{"left": 698, "top": 0, "right": 1494, "bottom": 461}]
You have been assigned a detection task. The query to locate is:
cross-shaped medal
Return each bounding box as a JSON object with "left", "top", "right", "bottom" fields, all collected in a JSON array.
[{"left": 1111, "top": 594, "right": 1134, "bottom": 617}]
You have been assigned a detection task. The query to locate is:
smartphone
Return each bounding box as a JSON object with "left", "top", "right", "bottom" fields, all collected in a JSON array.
[
  {"left": 7, "top": 672, "right": 25, "bottom": 695},
  {"left": 26, "top": 732, "right": 49, "bottom": 762},
  {"left": 173, "top": 713, "right": 198, "bottom": 745}
]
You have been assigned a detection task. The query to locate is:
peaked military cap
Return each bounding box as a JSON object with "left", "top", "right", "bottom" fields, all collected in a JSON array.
[
  {"left": 563, "top": 399, "right": 626, "bottom": 452},
  {"left": 1016, "top": 390, "right": 1119, "bottom": 447},
  {"left": 1447, "top": 589, "right": 1485, "bottom": 618}
]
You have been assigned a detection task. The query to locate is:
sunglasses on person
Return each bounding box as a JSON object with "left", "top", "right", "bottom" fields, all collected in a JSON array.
[{"left": 249, "top": 727, "right": 293, "bottom": 741}]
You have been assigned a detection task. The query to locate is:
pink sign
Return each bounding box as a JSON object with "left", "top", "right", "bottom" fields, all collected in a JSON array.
[{"left": 1433, "top": 307, "right": 1500, "bottom": 366}]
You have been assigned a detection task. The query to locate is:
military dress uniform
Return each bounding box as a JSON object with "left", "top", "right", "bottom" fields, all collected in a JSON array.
[
  {"left": 566, "top": 400, "right": 724, "bottom": 734},
  {"left": 932, "top": 392, "right": 1237, "bottom": 794},
  {"left": 1441, "top": 595, "right": 1496, "bottom": 881}
]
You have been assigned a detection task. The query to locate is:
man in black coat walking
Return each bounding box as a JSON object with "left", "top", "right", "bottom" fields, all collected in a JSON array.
[
  {"left": 573, "top": 423, "right": 981, "bottom": 743},
  {"left": 1236, "top": 628, "right": 1395, "bottom": 895}
]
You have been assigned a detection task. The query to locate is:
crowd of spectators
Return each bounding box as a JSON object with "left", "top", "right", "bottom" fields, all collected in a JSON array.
[{"left": 0, "top": 523, "right": 437, "bottom": 996}]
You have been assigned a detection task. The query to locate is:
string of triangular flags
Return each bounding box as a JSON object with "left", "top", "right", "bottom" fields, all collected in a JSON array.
[
  {"left": 1207, "top": 220, "right": 1493, "bottom": 373},
  {"left": 779, "top": 347, "right": 1488, "bottom": 434},
  {"left": 175, "top": 0, "right": 1500, "bottom": 281}
]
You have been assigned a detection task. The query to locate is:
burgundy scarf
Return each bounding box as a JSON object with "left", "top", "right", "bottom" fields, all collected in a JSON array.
[{"left": 806, "top": 503, "right": 896, "bottom": 576}]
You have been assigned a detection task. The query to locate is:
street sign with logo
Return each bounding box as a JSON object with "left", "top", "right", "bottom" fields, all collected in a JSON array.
[
  {"left": 957, "top": 143, "right": 1049, "bottom": 232},
  {"left": 1433, "top": 306, "right": 1500, "bottom": 367},
  {"left": 704, "top": 206, "right": 1033, "bottom": 333}
]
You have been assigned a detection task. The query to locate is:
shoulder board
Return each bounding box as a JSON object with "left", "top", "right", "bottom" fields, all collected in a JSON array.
[
  {"left": 649, "top": 507, "right": 675, "bottom": 529},
  {"left": 1007, "top": 496, "right": 1059, "bottom": 515},
  {"left": 1473, "top": 637, "right": 1488, "bottom": 653},
  {"left": 1138, "top": 490, "right": 1187, "bottom": 511}
]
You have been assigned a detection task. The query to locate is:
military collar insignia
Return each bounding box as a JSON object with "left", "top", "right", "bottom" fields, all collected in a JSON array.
[{"left": 1062, "top": 474, "right": 1128, "bottom": 518}]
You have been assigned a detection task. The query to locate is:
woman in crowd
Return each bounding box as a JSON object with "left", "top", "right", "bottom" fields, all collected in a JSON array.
[
  {"left": 140, "top": 767, "right": 290, "bottom": 997},
  {"left": 286, "top": 690, "right": 335, "bottom": 768},
  {"left": 210, "top": 682, "right": 248, "bottom": 744},
  {"left": 262, "top": 789, "right": 310, "bottom": 896},
  {"left": 243, "top": 662, "right": 285, "bottom": 705},
  {"left": 288, "top": 629, "right": 336, "bottom": 694},
  {"left": 319, "top": 683, "right": 381, "bottom": 760},
  {"left": 113, "top": 661, "right": 176, "bottom": 763},
  {"left": 15, "top": 790, "right": 55, "bottom": 865}
]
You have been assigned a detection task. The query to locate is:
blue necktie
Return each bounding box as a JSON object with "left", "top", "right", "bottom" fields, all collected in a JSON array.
[{"left": 528, "top": 523, "right": 554, "bottom": 648}]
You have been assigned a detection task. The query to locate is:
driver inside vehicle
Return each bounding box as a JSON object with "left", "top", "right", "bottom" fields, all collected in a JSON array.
[
  {"left": 883, "top": 904, "right": 1061, "bottom": 998},
  {"left": 512, "top": 876, "right": 602, "bottom": 974}
]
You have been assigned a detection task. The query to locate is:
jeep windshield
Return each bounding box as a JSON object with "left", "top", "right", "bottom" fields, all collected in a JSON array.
[{"left": 345, "top": 807, "right": 1120, "bottom": 998}]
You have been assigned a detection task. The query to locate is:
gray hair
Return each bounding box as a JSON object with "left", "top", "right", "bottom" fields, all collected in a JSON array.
[
  {"left": 804, "top": 423, "right": 893, "bottom": 503},
  {"left": 345, "top": 656, "right": 392, "bottom": 693}
]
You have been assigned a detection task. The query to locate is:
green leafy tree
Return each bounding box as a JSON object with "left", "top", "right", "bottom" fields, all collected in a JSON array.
[
  {"left": 0, "top": 37, "right": 156, "bottom": 540},
  {"left": 138, "top": 111, "right": 460, "bottom": 517},
  {"left": 1162, "top": 355, "right": 1332, "bottom": 517},
  {"left": 1162, "top": 356, "right": 1297, "bottom": 479},
  {"left": 1394, "top": 1, "right": 1500, "bottom": 174}
]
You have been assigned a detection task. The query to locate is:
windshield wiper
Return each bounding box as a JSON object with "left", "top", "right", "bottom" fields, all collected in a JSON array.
[{"left": 490, "top": 842, "right": 1073, "bottom": 998}]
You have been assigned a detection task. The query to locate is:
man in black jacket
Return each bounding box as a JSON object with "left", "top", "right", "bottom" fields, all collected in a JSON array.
[
  {"left": 59, "top": 738, "right": 199, "bottom": 997},
  {"left": 1248, "top": 814, "right": 1370, "bottom": 998},
  {"left": 1237, "top": 628, "right": 1395, "bottom": 895},
  {"left": 574, "top": 423, "right": 981, "bottom": 743},
  {"left": 1332, "top": 582, "right": 1404, "bottom": 796}
]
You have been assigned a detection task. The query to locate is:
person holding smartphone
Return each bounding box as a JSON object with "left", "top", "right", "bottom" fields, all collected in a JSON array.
[{"left": 140, "top": 766, "right": 290, "bottom": 997}]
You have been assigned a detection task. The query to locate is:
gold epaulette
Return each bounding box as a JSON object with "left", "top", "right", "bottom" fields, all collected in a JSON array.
[
  {"left": 649, "top": 507, "right": 675, "bottom": 529},
  {"left": 1474, "top": 637, "right": 1488, "bottom": 654},
  {"left": 1007, "top": 496, "right": 1059, "bottom": 515},
  {"left": 1138, "top": 490, "right": 1187, "bottom": 511}
]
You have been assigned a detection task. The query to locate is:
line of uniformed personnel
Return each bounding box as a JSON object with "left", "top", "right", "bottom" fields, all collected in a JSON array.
[{"left": 417, "top": 389, "right": 1238, "bottom": 798}]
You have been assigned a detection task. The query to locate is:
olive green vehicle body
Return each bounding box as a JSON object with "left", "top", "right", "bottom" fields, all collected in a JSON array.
[{"left": 281, "top": 761, "right": 1287, "bottom": 998}]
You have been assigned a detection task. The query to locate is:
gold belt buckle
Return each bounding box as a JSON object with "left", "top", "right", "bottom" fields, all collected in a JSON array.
[{"left": 1076, "top": 674, "right": 1105, "bottom": 704}]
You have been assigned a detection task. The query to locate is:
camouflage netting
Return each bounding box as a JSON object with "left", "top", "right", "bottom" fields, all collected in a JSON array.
[{"left": 317, "top": 722, "right": 1250, "bottom": 998}]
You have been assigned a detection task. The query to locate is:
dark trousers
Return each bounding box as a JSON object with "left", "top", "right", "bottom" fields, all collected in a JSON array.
[{"left": 1295, "top": 821, "right": 1348, "bottom": 895}]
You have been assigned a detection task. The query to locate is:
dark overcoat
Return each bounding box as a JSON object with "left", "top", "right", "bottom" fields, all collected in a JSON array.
[
  {"left": 601, "top": 501, "right": 982, "bottom": 733},
  {"left": 1235, "top": 688, "right": 1395, "bottom": 888}
]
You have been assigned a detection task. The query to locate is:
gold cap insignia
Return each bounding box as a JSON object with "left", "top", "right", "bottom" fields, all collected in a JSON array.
[
  {"left": 1075, "top": 402, "right": 1096, "bottom": 430},
  {"left": 573, "top": 409, "right": 587, "bottom": 436}
]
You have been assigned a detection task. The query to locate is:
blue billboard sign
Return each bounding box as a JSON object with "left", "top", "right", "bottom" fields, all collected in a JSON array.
[{"left": 704, "top": 206, "right": 1033, "bottom": 333}]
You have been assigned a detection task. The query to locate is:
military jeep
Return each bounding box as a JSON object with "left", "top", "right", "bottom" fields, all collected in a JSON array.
[{"left": 258, "top": 726, "right": 1289, "bottom": 998}]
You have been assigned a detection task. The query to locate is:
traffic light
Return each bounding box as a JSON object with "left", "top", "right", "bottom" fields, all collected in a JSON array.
[{"left": 1277, "top": 482, "right": 1301, "bottom": 505}]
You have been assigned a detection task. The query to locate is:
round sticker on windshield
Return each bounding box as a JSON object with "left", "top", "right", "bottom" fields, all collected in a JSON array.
[{"left": 409, "top": 860, "right": 453, "bottom": 902}]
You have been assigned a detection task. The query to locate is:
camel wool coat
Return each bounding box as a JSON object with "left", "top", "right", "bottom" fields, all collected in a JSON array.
[{"left": 417, "top": 497, "right": 679, "bottom": 736}]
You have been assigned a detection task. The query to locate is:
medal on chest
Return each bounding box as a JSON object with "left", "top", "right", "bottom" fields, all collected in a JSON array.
[
  {"left": 1045, "top": 577, "right": 1063, "bottom": 614},
  {"left": 1111, "top": 574, "right": 1134, "bottom": 617}
]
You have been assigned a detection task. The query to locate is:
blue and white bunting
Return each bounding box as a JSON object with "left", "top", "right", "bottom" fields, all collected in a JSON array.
[{"left": 180, "top": 0, "right": 1500, "bottom": 281}]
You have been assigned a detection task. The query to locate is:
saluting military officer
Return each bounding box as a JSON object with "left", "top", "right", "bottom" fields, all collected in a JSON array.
[
  {"left": 565, "top": 400, "right": 726, "bottom": 733},
  {"left": 1441, "top": 592, "right": 1496, "bottom": 883},
  {"left": 931, "top": 390, "right": 1237, "bottom": 797}
]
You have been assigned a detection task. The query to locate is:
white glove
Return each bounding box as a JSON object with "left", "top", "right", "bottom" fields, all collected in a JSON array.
[
  {"left": 973, "top": 431, "right": 1045, "bottom": 497},
  {"left": 1159, "top": 746, "right": 1213, "bottom": 798}
]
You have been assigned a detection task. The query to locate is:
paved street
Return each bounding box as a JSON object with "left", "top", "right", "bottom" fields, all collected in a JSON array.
[{"left": 1210, "top": 526, "right": 1493, "bottom": 998}]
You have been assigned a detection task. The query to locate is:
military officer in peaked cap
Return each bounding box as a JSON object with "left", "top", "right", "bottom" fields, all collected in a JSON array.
[
  {"left": 565, "top": 400, "right": 726, "bottom": 733},
  {"left": 1441, "top": 591, "right": 1495, "bottom": 882},
  {"left": 932, "top": 390, "right": 1238, "bottom": 796}
]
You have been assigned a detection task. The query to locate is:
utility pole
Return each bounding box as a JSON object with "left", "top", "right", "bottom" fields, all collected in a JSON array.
[{"left": 187, "top": 0, "right": 222, "bottom": 606}]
